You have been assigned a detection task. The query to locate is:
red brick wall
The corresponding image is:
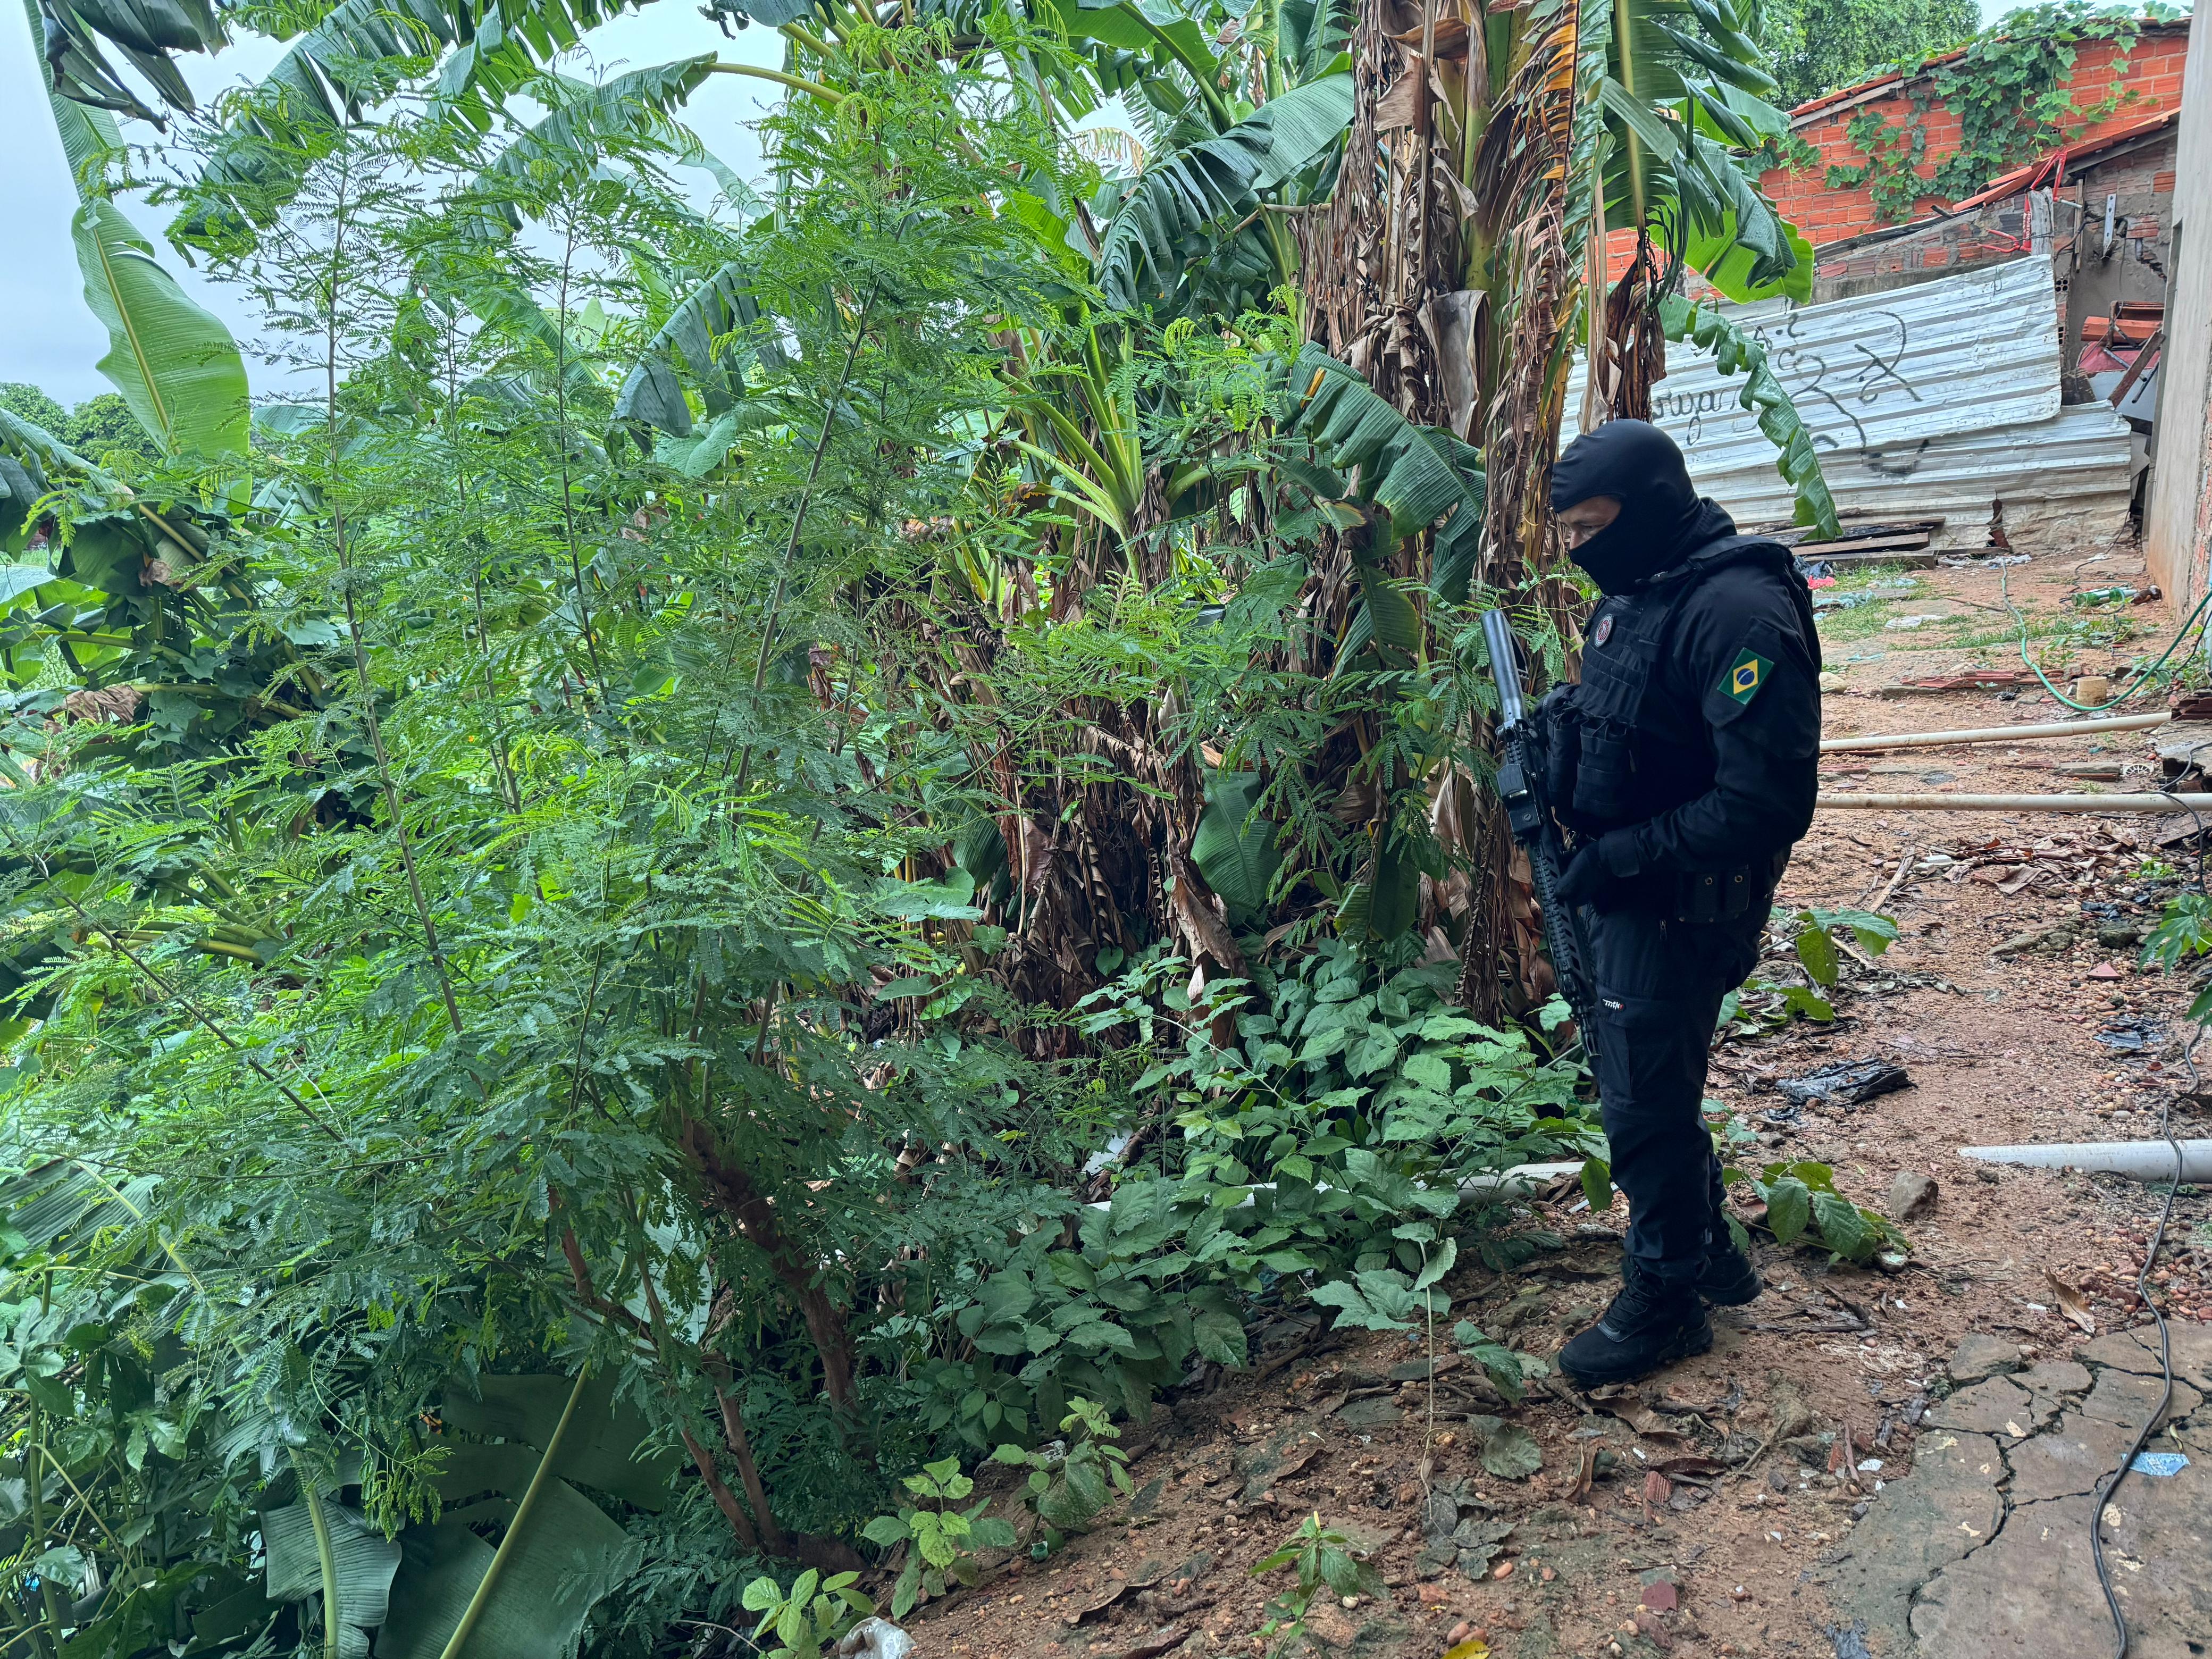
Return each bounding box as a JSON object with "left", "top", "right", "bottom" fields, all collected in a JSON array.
[
  {"left": 1763, "top": 22, "right": 2190, "bottom": 243},
  {"left": 1599, "top": 19, "right": 2190, "bottom": 279}
]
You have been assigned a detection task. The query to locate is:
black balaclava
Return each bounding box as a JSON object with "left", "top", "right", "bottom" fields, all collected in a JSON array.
[{"left": 1549, "top": 418, "right": 1732, "bottom": 596}]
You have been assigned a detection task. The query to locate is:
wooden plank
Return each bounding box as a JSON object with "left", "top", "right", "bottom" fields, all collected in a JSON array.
[{"left": 1795, "top": 531, "right": 1934, "bottom": 557}]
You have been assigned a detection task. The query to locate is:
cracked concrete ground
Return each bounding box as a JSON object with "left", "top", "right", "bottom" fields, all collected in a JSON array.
[{"left": 1820, "top": 1323, "right": 2212, "bottom": 1656}]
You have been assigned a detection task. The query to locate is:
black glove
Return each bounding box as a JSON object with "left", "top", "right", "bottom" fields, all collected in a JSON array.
[{"left": 1556, "top": 835, "right": 1637, "bottom": 912}]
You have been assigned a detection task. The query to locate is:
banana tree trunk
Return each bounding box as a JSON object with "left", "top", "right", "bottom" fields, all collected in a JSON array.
[{"left": 1303, "top": 0, "right": 1595, "bottom": 1022}]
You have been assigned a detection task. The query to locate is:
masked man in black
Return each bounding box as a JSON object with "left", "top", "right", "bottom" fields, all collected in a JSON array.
[{"left": 1540, "top": 420, "right": 1822, "bottom": 1387}]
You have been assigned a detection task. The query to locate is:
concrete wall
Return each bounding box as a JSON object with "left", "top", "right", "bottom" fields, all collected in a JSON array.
[{"left": 2145, "top": 23, "right": 2212, "bottom": 605}]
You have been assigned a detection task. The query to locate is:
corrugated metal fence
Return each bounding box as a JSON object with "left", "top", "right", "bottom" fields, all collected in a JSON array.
[{"left": 1570, "top": 257, "right": 2135, "bottom": 548}]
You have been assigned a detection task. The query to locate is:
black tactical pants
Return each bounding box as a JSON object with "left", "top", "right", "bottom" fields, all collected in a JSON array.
[{"left": 1585, "top": 901, "right": 1768, "bottom": 1288}]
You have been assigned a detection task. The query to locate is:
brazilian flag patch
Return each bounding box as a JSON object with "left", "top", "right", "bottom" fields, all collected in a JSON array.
[{"left": 1724, "top": 649, "right": 1772, "bottom": 705}]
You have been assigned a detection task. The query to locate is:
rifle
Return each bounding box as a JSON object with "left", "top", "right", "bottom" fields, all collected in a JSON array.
[{"left": 1480, "top": 608, "right": 1601, "bottom": 1057}]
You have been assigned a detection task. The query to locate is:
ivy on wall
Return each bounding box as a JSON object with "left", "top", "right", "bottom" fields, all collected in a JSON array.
[
  {"left": 1754, "top": 131, "right": 1827, "bottom": 178},
  {"left": 1823, "top": 2, "right": 2181, "bottom": 223}
]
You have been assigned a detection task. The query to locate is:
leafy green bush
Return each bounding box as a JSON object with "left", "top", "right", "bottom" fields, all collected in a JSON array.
[
  {"left": 2141, "top": 890, "right": 2212, "bottom": 1018},
  {"left": 861, "top": 1457, "right": 1018, "bottom": 1618},
  {"left": 1250, "top": 1512, "right": 1386, "bottom": 1644},
  {"left": 740, "top": 1569, "right": 874, "bottom": 1659},
  {"left": 1726, "top": 1159, "right": 1908, "bottom": 1266},
  {"left": 990, "top": 1396, "right": 1133, "bottom": 1553},
  {"left": 1721, "top": 904, "right": 1898, "bottom": 1029}
]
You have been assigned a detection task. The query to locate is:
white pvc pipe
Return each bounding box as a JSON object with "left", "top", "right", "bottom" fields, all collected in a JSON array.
[
  {"left": 1961, "top": 1139, "right": 2212, "bottom": 1182},
  {"left": 1820, "top": 713, "right": 2173, "bottom": 753},
  {"left": 1818, "top": 792, "right": 2212, "bottom": 813}
]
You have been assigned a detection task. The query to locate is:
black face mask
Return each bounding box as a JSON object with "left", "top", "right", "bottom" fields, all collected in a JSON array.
[{"left": 1551, "top": 419, "right": 1731, "bottom": 596}]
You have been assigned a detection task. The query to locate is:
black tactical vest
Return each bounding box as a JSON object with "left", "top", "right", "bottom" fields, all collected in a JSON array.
[{"left": 1548, "top": 534, "right": 1814, "bottom": 832}]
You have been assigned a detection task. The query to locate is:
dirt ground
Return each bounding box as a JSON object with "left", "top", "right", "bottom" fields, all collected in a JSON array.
[{"left": 909, "top": 543, "right": 2212, "bottom": 1659}]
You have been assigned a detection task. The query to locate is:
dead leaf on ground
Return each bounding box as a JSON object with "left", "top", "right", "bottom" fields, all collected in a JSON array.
[
  {"left": 1650, "top": 1388, "right": 1727, "bottom": 1416},
  {"left": 1569, "top": 1444, "right": 1598, "bottom": 1501},
  {"left": 2046, "top": 1268, "right": 2097, "bottom": 1334},
  {"left": 1648, "top": 1455, "right": 1727, "bottom": 1478},
  {"left": 1116, "top": 1626, "right": 1193, "bottom": 1659},
  {"left": 1068, "top": 1570, "right": 1164, "bottom": 1625},
  {"left": 1632, "top": 1607, "right": 1675, "bottom": 1648}
]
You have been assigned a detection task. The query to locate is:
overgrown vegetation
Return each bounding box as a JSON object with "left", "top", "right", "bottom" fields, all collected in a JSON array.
[{"left": 0, "top": 0, "right": 1837, "bottom": 1652}]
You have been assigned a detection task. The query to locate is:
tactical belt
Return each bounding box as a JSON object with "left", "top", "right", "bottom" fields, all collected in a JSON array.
[{"left": 1643, "top": 848, "right": 1790, "bottom": 924}]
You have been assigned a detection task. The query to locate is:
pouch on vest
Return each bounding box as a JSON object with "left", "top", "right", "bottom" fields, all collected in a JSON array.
[{"left": 1572, "top": 717, "right": 1639, "bottom": 822}]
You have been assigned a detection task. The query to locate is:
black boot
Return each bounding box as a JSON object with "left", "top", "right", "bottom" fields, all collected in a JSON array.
[
  {"left": 1697, "top": 1236, "right": 1762, "bottom": 1307},
  {"left": 1560, "top": 1272, "right": 1713, "bottom": 1388},
  {"left": 1617, "top": 1236, "right": 1764, "bottom": 1306}
]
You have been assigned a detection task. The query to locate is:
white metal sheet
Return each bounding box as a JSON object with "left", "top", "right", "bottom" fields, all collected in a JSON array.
[
  {"left": 1712, "top": 404, "right": 2135, "bottom": 532},
  {"left": 1566, "top": 257, "right": 2066, "bottom": 498}
]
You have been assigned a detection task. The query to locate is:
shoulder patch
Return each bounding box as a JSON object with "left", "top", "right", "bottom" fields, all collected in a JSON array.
[{"left": 1723, "top": 648, "right": 1773, "bottom": 705}]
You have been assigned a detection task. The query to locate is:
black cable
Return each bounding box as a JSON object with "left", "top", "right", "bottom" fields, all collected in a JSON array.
[{"left": 2087, "top": 1023, "right": 2190, "bottom": 1659}]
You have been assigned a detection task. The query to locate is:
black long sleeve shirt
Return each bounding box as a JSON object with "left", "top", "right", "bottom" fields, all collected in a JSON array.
[{"left": 1589, "top": 553, "right": 1822, "bottom": 879}]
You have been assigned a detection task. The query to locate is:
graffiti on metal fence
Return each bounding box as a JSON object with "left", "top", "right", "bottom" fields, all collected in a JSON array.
[{"left": 1663, "top": 304, "right": 1935, "bottom": 475}]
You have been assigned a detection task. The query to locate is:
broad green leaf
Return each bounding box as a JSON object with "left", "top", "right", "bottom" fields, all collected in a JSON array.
[
  {"left": 1580, "top": 1156, "right": 1614, "bottom": 1214},
  {"left": 440, "top": 1372, "right": 683, "bottom": 1510},
  {"left": 263, "top": 1498, "right": 400, "bottom": 1659},
  {"left": 1190, "top": 1303, "right": 1247, "bottom": 1367},
  {"left": 375, "top": 1481, "right": 639, "bottom": 1659},
  {"left": 875, "top": 869, "right": 982, "bottom": 919},
  {"left": 860, "top": 1515, "right": 910, "bottom": 1547},
  {"left": 1412, "top": 1236, "right": 1457, "bottom": 1292},
  {"left": 1345, "top": 1028, "right": 1401, "bottom": 1079},
  {"left": 1761, "top": 1176, "right": 1811, "bottom": 1246},
  {"left": 1307, "top": 1279, "right": 1396, "bottom": 1331},
  {"left": 70, "top": 198, "right": 247, "bottom": 458},
  {"left": 1810, "top": 1192, "right": 1874, "bottom": 1263},
  {"left": 1191, "top": 772, "right": 1283, "bottom": 918},
  {"left": 1795, "top": 923, "right": 1839, "bottom": 990}
]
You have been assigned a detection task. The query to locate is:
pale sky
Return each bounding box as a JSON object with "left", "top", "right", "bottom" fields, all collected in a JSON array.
[
  {"left": 0, "top": 1, "right": 782, "bottom": 405},
  {"left": 0, "top": 0, "right": 2054, "bottom": 408}
]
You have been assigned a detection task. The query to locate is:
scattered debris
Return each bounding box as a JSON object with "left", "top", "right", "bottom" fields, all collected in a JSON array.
[
  {"left": 1887, "top": 1170, "right": 1939, "bottom": 1222},
  {"left": 1066, "top": 1571, "right": 1166, "bottom": 1626},
  {"left": 835, "top": 1619, "right": 914, "bottom": 1659},
  {"left": 1876, "top": 668, "right": 2042, "bottom": 698},
  {"left": 1994, "top": 919, "right": 2080, "bottom": 957},
  {"left": 2044, "top": 1269, "right": 2098, "bottom": 1334},
  {"left": 1113, "top": 1625, "right": 1193, "bottom": 1659},
  {"left": 1773, "top": 1059, "right": 1913, "bottom": 1109},
  {"left": 2094, "top": 1015, "right": 2161, "bottom": 1052},
  {"left": 2129, "top": 1452, "right": 2189, "bottom": 1476}
]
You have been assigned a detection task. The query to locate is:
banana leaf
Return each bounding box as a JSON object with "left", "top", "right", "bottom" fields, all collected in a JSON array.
[
  {"left": 71, "top": 199, "right": 249, "bottom": 458},
  {"left": 438, "top": 1371, "right": 682, "bottom": 1511},
  {"left": 1659, "top": 292, "right": 1838, "bottom": 536},
  {"left": 263, "top": 1498, "right": 401, "bottom": 1659},
  {"left": 374, "top": 1372, "right": 647, "bottom": 1659},
  {"left": 613, "top": 261, "right": 777, "bottom": 437},
  {"left": 1190, "top": 772, "right": 1282, "bottom": 920},
  {"left": 1093, "top": 70, "right": 1352, "bottom": 311}
]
